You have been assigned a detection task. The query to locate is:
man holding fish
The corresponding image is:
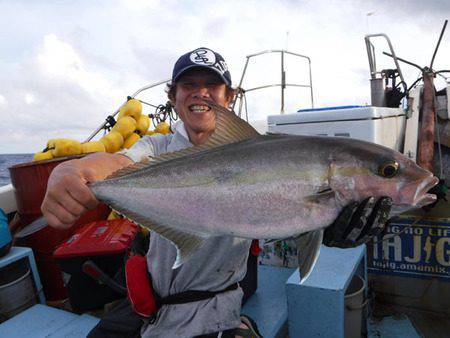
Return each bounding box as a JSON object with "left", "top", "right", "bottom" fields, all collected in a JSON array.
[{"left": 41, "top": 47, "right": 434, "bottom": 338}]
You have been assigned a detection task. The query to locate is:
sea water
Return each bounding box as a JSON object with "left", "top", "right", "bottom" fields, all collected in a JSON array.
[{"left": 0, "top": 154, "right": 33, "bottom": 187}]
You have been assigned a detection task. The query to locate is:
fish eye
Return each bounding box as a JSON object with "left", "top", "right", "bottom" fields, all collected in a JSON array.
[{"left": 378, "top": 161, "right": 399, "bottom": 178}]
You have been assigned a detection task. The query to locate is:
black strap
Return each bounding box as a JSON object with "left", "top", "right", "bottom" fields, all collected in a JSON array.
[{"left": 156, "top": 283, "right": 238, "bottom": 307}]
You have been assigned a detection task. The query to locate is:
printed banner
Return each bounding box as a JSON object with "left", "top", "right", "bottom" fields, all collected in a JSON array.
[{"left": 367, "top": 217, "right": 450, "bottom": 281}]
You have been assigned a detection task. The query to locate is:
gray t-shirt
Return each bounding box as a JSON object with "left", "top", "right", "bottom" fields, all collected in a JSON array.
[{"left": 120, "top": 122, "right": 251, "bottom": 338}]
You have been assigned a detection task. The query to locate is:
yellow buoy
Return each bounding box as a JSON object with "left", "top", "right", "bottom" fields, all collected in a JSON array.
[
  {"left": 107, "top": 210, "right": 121, "bottom": 220},
  {"left": 155, "top": 121, "right": 171, "bottom": 135},
  {"left": 123, "top": 133, "right": 141, "bottom": 149},
  {"left": 81, "top": 141, "right": 106, "bottom": 154},
  {"left": 51, "top": 139, "right": 83, "bottom": 157},
  {"left": 112, "top": 116, "right": 136, "bottom": 139},
  {"left": 46, "top": 139, "right": 56, "bottom": 151},
  {"left": 146, "top": 131, "right": 163, "bottom": 137},
  {"left": 136, "top": 115, "right": 150, "bottom": 135},
  {"left": 100, "top": 131, "right": 124, "bottom": 153},
  {"left": 118, "top": 99, "right": 142, "bottom": 121},
  {"left": 33, "top": 150, "right": 54, "bottom": 161}
]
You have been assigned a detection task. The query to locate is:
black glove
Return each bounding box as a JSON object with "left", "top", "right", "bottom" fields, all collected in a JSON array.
[{"left": 323, "top": 197, "right": 392, "bottom": 248}]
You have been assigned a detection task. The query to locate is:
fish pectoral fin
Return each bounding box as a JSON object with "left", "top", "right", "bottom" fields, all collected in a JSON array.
[
  {"left": 112, "top": 208, "right": 206, "bottom": 269},
  {"left": 297, "top": 229, "right": 323, "bottom": 284},
  {"left": 304, "top": 188, "right": 335, "bottom": 204},
  {"left": 316, "top": 187, "right": 333, "bottom": 195}
]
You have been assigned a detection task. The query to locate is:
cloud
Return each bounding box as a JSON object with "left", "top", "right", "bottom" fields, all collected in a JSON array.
[
  {"left": 24, "top": 93, "right": 36, "bottom": 105},
  {"left": 37, "top": 34, "right": 121, "bottom": 100},
  {"left": 0, "top": 0, "right": 449, "bottom": 153}
]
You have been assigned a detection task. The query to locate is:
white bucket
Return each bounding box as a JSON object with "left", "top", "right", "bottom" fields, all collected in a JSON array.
[
  {"left": 344, "top": 275, "right": 367, "bottom": 338},
  {"left": 0, "top": 260, "right": 37, "bottom": 322}
]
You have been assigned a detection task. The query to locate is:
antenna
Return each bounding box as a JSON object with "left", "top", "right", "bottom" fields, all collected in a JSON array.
[
  {"left": 286, "top": 31, "right": 290, "bottom": 50},
  {"left": 366, "top": 12, "right": 375, "bottom": 33},
  {"left": 430, "top": 19, "right": 448, "bottom": 70}
]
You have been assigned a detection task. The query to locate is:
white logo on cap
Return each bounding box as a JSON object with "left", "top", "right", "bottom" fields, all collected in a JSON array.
[{"left": 190, "top": 48, "right": 216, "bottom": 65}]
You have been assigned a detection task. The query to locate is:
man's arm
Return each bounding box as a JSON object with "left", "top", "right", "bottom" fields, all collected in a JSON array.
[{"left": 41, "top": 152, "right": 133, "bottom": 230}]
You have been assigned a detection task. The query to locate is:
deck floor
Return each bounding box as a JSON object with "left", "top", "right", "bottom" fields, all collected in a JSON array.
[
  {"left": 372, "top": 302, "right": 450, "bottom": 337},
  {"left": 242, "top": 265, "right": 296, "bottom": 338},
  {"left": 0, "top": 265, "right": 296, "bottom": 338}
]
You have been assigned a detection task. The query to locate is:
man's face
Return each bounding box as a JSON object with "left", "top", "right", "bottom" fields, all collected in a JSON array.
[{"left": 172, "top": 68, "right": 233, "bottom": 137}]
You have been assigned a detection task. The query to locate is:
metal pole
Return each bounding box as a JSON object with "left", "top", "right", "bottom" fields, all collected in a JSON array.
[
  {"left": 308, "top": 58, "right": 314, "bottom": 108},
  {"left": 430, "top": 19, "right": 448, "bottom": 70},
  {"left": 417, "top": 71, "right": 436, "bottom": 172},
  {"left": 232, "top": 57, "right": 251, "bottom": 111},
  {"left": 365, "top": 33, "right": 406, "bottom": 85},
  {"left": 84, "top": 79, "right": 170, "bottom": 142},
  {"left": 281, "top": 51, "right": 285, "bottom": 113},
  {"left": 364, "top": 37, "right": 376, "bottom": 78},
  {"left": 231, "top": 50, "right": 314, "bottom": 112}
]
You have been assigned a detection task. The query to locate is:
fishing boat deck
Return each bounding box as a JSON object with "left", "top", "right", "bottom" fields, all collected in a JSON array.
[
  {"left": 242, "top": 265, "right": 295, "bottom": 337},
  {"left": 0, "top": 246, "right": 444, "bottom": 337},
  {"left": 0, "top": 264, "right": 295, "bottom": 338},
  {"left": 370, "top": 302, "right": 450, "bottom": 338},
  {"left": 0, "top": 304, "right": 98, "bottom": 338}
]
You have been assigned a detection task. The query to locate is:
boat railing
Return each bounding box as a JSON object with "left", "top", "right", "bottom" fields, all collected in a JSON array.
[
  {"left": 232, "top": 49, "right": 314, "bottom": 117},
  {"left": 364, "top": 34, "right": 406, "bottom": 107}
]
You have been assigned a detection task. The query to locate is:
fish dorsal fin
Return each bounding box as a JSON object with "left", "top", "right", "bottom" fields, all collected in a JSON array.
[
  {"left": 104, "top": 157, "right": 151, "bottom": 180},
  {"left": 266, "top": 131, "right": 289, "bottom": 136},
  {"left": 149, "top": 100, "right": 260, "bottom": 165},
  {"left": 105, "top": 100, "right": 260, "bottom": 179}
]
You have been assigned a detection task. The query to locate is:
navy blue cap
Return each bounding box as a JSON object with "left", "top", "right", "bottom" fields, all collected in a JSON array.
[{"left": 172, "top": 47, "right": 232, "bottom": 87}]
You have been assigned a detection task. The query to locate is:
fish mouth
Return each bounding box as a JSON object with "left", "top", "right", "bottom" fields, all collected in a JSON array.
[
  {"left": 391, "top": 175, "right": 439, "bottom": 215},
  {"left": 412, "top": 175, "right": 439, "bottom": 207}
]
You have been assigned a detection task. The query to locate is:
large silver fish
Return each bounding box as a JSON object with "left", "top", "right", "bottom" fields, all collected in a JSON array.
[{"left": 90, "top": 101, "right": 438, "bottom": 281}]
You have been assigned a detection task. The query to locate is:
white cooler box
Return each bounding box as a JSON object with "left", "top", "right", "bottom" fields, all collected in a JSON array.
[{"left": 267, "top": 106, "right": 406, "bottom": 151}]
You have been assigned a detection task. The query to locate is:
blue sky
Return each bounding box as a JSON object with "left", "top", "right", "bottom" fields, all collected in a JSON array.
[{"left": 1, "top": 0, "right": 449, "bottom": 153}]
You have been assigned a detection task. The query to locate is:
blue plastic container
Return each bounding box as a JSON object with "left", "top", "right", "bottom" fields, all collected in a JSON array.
[{"left": 0, "top": 209, "right": 12, "bottom": 257}]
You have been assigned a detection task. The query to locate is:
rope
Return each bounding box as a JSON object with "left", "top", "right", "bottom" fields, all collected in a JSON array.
[{"left": 139, "top": 99, "right": 160, "bottom": 109}]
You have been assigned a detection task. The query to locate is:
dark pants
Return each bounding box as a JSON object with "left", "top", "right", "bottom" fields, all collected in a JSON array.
[
  {"left": 87, "top": 299, "right": 143, "bottom": 338},
  {"left": 87, "top": 298, "right": 236, "bottom": 338}
]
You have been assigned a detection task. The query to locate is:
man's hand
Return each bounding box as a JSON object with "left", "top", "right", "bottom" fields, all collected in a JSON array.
[
  {"left": 41, "top": 160, "right": 99, "bottom": 229},
  {"left": 323, "top": 197, "right": 392, "bottom": 248},
  {"left": 41, "top": 153, "right": 133, "bottom": 230}
]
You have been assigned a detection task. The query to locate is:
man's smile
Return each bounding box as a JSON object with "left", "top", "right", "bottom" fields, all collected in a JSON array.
[{"left": 188, "top": 104, "right": 212, "bottom": 114}]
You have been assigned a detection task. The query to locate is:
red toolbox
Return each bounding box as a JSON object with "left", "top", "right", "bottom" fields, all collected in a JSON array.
[{"left": 54, "top": 219, "right": 139, "bottom": 311}]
